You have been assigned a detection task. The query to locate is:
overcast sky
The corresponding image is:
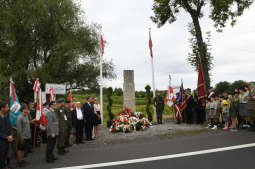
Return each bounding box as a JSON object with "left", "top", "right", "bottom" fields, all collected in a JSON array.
[{"left": 81, "top": 0, "right": 255, "bottom": 91}]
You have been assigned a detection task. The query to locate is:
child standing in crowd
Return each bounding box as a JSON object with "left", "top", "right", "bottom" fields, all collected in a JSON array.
[
  {"left": 17, "top": 105, "right": 31, "bottom": 167},
  {"left": 222, "top": 100, "right": 230, "bottom": 130},
  {"left": 229, "top": 93, "right": 239, "bottom": 131},
  {"left": 239, "top": 87, "right": 250, "bottom": 128},
  {"left": 0, "top": 101, "right": 13, "bottom": 169},
  {"left": 206, "top": 95, "right": 218, "bottom": 129}
]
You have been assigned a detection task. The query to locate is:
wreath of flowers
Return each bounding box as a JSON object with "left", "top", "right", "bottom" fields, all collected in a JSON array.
[{"left": 110, "top": 108, "right": 151, "bottom": 133}]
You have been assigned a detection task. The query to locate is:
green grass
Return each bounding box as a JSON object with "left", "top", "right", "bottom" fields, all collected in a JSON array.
[{"left": 73, "top": 94, "right": 173, "bottom": 125}]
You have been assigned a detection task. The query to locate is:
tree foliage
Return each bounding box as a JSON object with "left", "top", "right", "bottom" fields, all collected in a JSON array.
[
  {"left": 151, "top": 0, "right": 253, "bottom": 91},
  {"left": 0, "top": 0, "right": 115, "bottom": 102},
  {"left": 187, "top": 23, "right": 213, "bottom": 73},
  {"left": 214, "top": 80, "right": 249, "bottom": 95}
]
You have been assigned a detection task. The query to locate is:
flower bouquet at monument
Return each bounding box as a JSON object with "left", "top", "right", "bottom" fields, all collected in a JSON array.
[{"left": 110, "top": 108, "right": 151, "bottom": 133}]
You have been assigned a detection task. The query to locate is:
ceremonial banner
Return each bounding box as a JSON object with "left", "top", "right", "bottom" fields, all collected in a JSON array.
[
  {"left": 176, "top": 81, "right": 187, "bottom": 111},
  {"left": 165, "top": 79, "right": 175, "bottom": 107},
  {"left": 10, "top": 79, "right": 22, "bottom": 127},
  {"left": 197, "top": 59, "right": 206, "bottom": 105},
  {"left": 67, "top": 89, "right": 73, "bottom": 103}
]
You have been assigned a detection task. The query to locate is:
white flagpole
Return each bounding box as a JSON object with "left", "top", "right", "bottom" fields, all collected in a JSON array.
[
  {"left": 100, "top": 38, "right": 104, "bottom": 125},
  {"left": 149, "top": 28, "right": 157, "bottom": 123},
  {"left": 151, "top": 56, "right": 157, "bottom": 122}
]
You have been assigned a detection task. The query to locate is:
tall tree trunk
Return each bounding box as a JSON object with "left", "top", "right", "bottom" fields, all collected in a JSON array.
[{"left": 191, "top": 15, "right": 210, "bottom": 92}]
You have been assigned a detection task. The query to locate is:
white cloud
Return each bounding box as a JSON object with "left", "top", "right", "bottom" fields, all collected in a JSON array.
[{"left": 82, "top": 0, "right": 255, "bottom": 91}]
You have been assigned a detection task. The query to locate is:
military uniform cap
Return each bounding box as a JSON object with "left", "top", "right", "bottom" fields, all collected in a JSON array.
[{"left": 57, "top": 98, "right": 65, "bottom": 103}]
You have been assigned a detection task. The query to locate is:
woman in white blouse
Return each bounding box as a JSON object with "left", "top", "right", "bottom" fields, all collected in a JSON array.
[{"left": 93, "top": 98, "right": 101, "bottom": 138}]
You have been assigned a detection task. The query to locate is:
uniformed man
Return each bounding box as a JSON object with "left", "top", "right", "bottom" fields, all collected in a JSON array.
[
  {"left": 186, "top": 88, "right": 195, "bottom": 124},
  {"left": 153, "top": 92, "right": 165, "bottom": 124},
  {"left": 46, "top": 101, "right": 59, "bottom": 163},
  {"left": 56, "top": 99, "right": 68, "bottom": 155},
  {"left": 64, "top": 100, "right": 72, "bottom": 147},
  {"left": 248, "top": 82, "right": 255, "bottom": 130}
]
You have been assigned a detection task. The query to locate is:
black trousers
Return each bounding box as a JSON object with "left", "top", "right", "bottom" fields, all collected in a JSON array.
[
  {"left": 85, "top": 120, "right": 93, "bottom": 140},
  {"left": 76, "top": 120, "right": 84, "bottom": 143},
  {"left": 156, "top": 109, "right": 163, "bottom": 124},
  {"left": 46, "top": 136, "right": 56, "bottom": 160},
  {"left": 0, "top": 144, "right": 9, "bottom": 169}
]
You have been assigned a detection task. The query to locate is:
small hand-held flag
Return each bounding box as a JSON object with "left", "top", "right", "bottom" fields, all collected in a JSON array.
[
  {"left": 9, "top": 78, "right": 22, "bottom": 127},
  {"left": 67, "top": 89, "right": 73, "bottom": 103},
  {"left": 49, "top": 88, "right": 55, "bottom": 102},
  {"left": 101, "top": 35, "right": 104, "bottom": 56},
  {"left": 149, "top": 29, "right": 153, "bottom": 58}
]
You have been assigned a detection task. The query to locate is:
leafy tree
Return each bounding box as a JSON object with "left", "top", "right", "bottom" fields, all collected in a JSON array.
[
  {"left": 114, "top": 88, "right": 123, "bottom": 96},
  {"left": 229, "top": 80, "right": 248, "bottom": 93},
  {"left": 0, "top": 0, "right": 115, "bottom": 102},
  {"left": 151, "top": 0, "right": 253, "bottom": 91},
  {"left": 187, "top": 23, "right": 213, "bottom": 74},
  {"left": 214, "top": 81, "right": 231, "bottom": 95},
  {"left": 145, "top": 85, "right": 152, "bottom": 121}
]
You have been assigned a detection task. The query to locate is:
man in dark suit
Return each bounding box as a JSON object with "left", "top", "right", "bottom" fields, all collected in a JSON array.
[
  {"left": 83, "top": 97, "right": 94, "bottom": 141},
  {"left": 72, "top": 102, "right": 84, "bottom": 144}
]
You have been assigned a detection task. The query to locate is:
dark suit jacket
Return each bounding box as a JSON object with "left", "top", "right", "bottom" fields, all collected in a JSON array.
[
  {"left": 72, "top": 109, "right": 84, "bottom": 128},
  {"left": 83, "top": 102, "right": 94, "bottom": 122}
]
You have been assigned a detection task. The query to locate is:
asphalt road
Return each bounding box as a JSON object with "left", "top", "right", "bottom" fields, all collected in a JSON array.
[{"left": 23, "top": 130, "right": 255, "bottom": 169}]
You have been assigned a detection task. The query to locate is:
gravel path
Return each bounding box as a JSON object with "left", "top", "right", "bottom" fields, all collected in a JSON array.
[{"left": 88, "top": 121, "right": 209, "bottom": 146}]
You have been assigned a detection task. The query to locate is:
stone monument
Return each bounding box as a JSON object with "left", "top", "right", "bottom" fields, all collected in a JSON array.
[{"left": 123, "top": 70, "right": 136, "bottom": 112}]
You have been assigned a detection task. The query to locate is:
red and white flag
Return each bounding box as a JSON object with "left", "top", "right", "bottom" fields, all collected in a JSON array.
[
  {"left": 33, "top": 79, "right": 40, "bottom": 92},
  {"left": 149, "top": 29, "right": 153, "bottom": 58},
  {"left": 101, "top": 35, "right": 104, "bottom": 56},
  {"left": 49, "top": 88, "right": 55, "bottom": 102},
  {"left": 165, "top": 79, "right": 176, "bottom": 107},
  {"left": 175, "top": 104, "right": 182, "bottom": 118}
]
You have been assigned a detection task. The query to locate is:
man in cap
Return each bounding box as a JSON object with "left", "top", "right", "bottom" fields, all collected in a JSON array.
[
  {"left": 56, "top": 98, "right": 68, "bottom": 155},
  {"left": 46, "top": 101, "right": 58, "bottom": 163},
  {"left": 17, "top": 104, "right": 31, "bottom": 167},
  {"left": 248, "top": 82, "right": 255, "bottom": 130},
  {"left": 64, "top": 100, "right": 72, "bottom": 147},
  {"left": 153, "top": 92, "right": 165, "bottom": 124}
]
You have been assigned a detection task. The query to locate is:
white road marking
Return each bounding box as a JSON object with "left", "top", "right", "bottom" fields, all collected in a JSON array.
[{"left": 54, "top": 143, "right": 255, "bottom": 169}]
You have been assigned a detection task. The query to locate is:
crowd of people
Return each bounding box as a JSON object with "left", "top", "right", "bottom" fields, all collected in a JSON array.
[
  {"left": 205, "top": 83, "right": 255, "bottom": 131},
  {"left": 0, "top": 96, "right": 101, "bottom": 169},
  {"left": 171, "top": 82, "right": 255, "bottom": 132}
]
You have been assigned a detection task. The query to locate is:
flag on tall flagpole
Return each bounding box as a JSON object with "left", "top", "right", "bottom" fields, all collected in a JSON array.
[
  {"left": 101, "top": 35, "right": 104, "bottom": 56},
  {"left": 67, "top": 89, "right": 73, "bottom": 103},
  {"left": 197, "top": 58, "right": 206, "bottom": 105},
  {"left": 9, "top": 78, "right": 22, "bottom": 127},
  {"left": 149, "top": 29, "right": 153, "bottom": 58},
  {"left": 100, "top": 34, "right": 104, "bottom": 125},
  {"left": 148, "top": 28, "right": 156, "bottom": 122},
  {"left": 50, "top": 88, "right": 55, "bottom": 102}
]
